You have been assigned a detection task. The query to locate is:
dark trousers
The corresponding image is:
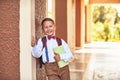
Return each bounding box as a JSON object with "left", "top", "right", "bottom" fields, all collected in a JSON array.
[{"left": 45, "top": 62, "right": 70, "bottom": 80}]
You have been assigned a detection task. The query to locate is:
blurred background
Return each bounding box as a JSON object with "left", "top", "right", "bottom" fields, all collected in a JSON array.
[{"left": 0, "top": 0, "right": 120, "bottom": 80}]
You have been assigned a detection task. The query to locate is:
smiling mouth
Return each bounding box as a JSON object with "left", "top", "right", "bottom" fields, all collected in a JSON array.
[{"left": 47, "top": 30, "right": 53, "bottom": 34}]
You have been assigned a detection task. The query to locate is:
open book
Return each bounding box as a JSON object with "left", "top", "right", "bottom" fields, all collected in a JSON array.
[{"left": 53, "top": 45, "right": 69, "bottom": 68}]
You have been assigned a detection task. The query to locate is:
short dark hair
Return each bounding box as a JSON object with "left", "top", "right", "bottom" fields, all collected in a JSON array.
[{"left": 41, "top": 18, "right": 54, "bottom": 28}]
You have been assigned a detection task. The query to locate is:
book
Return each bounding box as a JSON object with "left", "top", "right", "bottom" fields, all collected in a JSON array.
[{"left": 53, "top": 45, "right": 69, "bottom": 68}]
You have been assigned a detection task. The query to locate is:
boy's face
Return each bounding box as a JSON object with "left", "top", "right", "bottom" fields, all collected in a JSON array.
[{"left": 42, "top": 21, "right": 56, "bottom": 36}]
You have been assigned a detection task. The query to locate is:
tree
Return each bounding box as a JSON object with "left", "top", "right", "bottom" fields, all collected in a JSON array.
[{"left": 92, "top": 5, "right": 120, "bottom": 41}]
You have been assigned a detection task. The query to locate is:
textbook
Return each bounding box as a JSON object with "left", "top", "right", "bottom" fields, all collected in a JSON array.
[{"left": 53, "top": 45, "right": 69, "bottom": 68}]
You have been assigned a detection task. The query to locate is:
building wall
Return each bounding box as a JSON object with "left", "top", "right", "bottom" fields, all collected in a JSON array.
[{"left": 0, "top": 0, "right": 20, "bottom": 80}]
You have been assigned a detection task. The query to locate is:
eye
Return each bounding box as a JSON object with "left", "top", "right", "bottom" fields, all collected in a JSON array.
[{"left": 49, "top": 25, "right": 52, "bottom": 27}]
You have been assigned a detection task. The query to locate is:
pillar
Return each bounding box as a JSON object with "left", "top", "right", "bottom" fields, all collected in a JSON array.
[
  {"left": 55, "top": 0, "right": 67, "bottom": 42},
  {"left": 76, "top": 0, "right": 85, "bottom": 48},
  {"left": 55, "top": 0, "right": 76, "bottom": 51},
  {"left": 20, "top": 0, "right": 36, "bottom": 80}
]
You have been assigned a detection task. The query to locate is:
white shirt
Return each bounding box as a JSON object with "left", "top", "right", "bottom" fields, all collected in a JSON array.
[{"left": 32, "top": 36, "right": 73, "bottom": 63}]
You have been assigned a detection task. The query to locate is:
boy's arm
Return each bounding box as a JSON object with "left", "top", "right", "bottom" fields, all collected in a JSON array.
[{"left": 31, "top": 37, "right": 43, "bottom": 58}]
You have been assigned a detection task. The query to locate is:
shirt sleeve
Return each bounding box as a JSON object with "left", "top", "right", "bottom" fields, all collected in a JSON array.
[
  {"left": 31, "top": 38, "right": 43, "bottom": 58},
  {"left": 59, "top": 39, "right": 73, "bottom": 61}
]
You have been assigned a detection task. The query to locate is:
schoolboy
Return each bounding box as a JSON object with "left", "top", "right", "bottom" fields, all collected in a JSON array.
[{"left": 31, "top": 18, "right": 73, "bottom": 80}]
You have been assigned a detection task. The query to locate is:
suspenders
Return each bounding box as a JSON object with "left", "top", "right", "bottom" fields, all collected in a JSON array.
[
  {"left": 45, "top": 46, "right": 49, "bottom": 62},
  {"left": 42, "top": 37, "right": 49, "bottom": 62},
  {"left": 39, "top": 36, "right": 62, "bottom": 68}
]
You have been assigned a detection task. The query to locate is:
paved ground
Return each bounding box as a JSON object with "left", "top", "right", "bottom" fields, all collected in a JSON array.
[{"left": 70, "top": 42, "right": 120, "bottom": 80}]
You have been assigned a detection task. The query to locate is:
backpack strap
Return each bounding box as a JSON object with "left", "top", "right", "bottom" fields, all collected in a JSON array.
[
  {"left": 41, "top": 36, "right": 47, "bottom": 50},
  {"left": 39, "top": 36, "right": 47, "bottom": 68},
  {"left": 39, "top": 56, "right": 43, "bottom": 68},
  {"left": 56, "top": 37, "right": 62, "bottom": 46}
]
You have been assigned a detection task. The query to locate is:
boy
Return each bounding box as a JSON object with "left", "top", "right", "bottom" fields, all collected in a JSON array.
[{"left": 31, "top": 18, "right": 73, "bottom": 80}]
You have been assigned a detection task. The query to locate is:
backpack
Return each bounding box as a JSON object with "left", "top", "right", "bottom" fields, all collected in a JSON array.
[{"left": 39, "top": 36, "right": 62, "bottom": 68}]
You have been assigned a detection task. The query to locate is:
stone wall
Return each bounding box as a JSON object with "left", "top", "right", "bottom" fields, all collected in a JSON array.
[
  {"left": 35, "top": 0, "right": 46, "bottom": 39},
  {"left": 0, "top": 0, "right": 20, "bottom": 80},
  {"left": 35, "top": 0, "right": 47, "bottom": 80}
]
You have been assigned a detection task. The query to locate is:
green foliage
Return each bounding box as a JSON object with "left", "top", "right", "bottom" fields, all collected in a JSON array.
[{"left": 92, "top": 5, "right": 120, "bottom": 42}]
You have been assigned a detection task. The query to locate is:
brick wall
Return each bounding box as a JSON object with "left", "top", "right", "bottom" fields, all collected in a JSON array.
[{"left": 0, "top": 0, "right": 20, "bottom": 80}]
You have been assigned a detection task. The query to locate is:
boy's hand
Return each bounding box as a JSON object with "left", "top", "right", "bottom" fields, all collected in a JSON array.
[
  {"left": 31, "top": 36, "right": 36, "bottom": 47},
  {"left": 54, "top": 54, "right": 60, "bottom": 62}
]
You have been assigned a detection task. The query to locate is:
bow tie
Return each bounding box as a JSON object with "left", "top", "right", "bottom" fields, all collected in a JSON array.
[{"left": 48, "top": 35, "right": 55, "bottom": 40}]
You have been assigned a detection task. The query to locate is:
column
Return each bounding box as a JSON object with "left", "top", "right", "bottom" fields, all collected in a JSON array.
[
  {"left": 20, "top": 0, "right": 36, "bottom": 80},
  {"left": 76, "top": 0, "right": 85, "bottom": 48}
]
